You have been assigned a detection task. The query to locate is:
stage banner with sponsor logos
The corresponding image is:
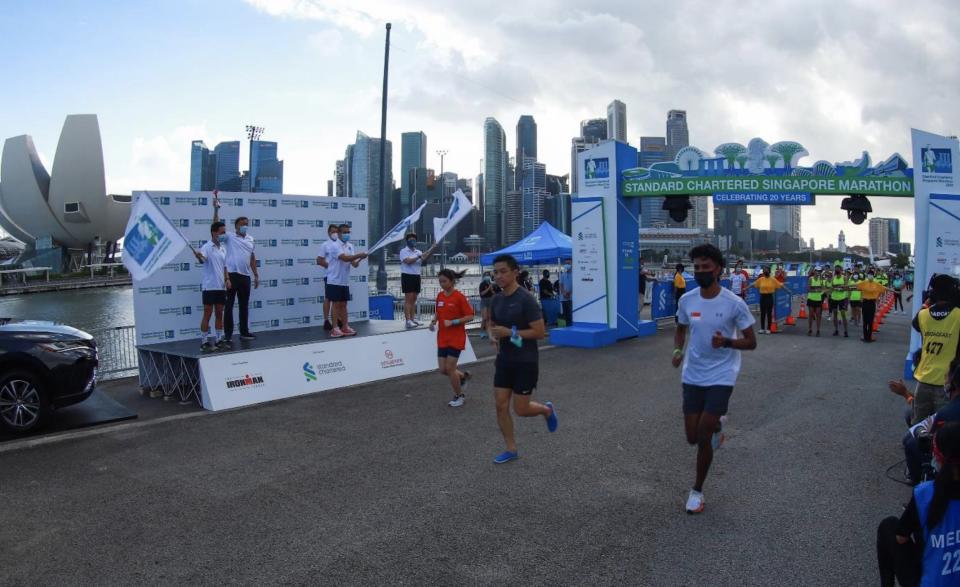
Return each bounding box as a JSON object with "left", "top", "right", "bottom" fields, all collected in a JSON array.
[
  {"left": 131, "top": 191, "right": 369, "bottom": 345},
  {"left": 198, "top": 328, "right": 477, "bottom": 411},
  {"left": 570, "top": 198, "right": 609, "bottom": 324},
  {"left": 909, "top": 131, "right": 960, "bottom": 373}
]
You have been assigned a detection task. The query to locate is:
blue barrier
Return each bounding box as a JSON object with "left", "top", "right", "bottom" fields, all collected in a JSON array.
[
  {"left": 651, "top": 275, "right": 809, "bottom": 321},
  {"left": 541, "top": 299, "right": 562, "bottom": 325},
  {"left": 368, "top": 294, "right": 395, "bottom": 320}
]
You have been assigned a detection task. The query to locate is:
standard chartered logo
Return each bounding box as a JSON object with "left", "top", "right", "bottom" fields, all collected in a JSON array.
[{"left": 303, "top": 362, "right": 317, "bottom": 382}]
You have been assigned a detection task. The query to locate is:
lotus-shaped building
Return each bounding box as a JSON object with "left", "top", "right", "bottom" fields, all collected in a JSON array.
[{"left": 0, "top": 114, "right": 130, "bottom": 266}]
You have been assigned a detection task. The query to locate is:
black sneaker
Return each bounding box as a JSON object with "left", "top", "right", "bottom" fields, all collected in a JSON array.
[
  {"left": 323, "top": 320, "right": 334, "bottom": 331},
  {"left": 200, "top": 341, "right": 214, "bottom": 352},
  {"left": 240, "top": 333, "right": 256, "bottom": 340},
  {"left": 216, "top": 339, "right": 232, "bottom": 350}
]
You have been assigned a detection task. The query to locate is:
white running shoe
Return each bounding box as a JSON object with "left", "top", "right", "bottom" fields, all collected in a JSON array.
[
  {"left": 712, "top": 415, "right": 727, "bottom": 450},
  {"left": 412, "top": 319, "right": 422, "bottom": 326},
  {"left": 685, "top": 489, "right": 705, "bottom": 514},
  {"left": 448, "top": 395, "right": 465, "bottom": 407},
  {"left": 405, "top": 320, "right": 416, "bottom": 329}
]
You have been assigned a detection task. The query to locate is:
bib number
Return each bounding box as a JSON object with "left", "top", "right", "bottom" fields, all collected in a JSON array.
[
  {"left": 942, "top": 550, "right": 960, "bottom": 575},
  {"left": 927, "top": 341, "right": 946, "bottom": 356}
]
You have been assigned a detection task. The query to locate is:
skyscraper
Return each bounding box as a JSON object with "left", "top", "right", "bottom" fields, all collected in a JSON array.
[
  {"left": 504, "top": 190, "right": 523, "bottom": 245},
  {"left": 606, "top": 100, "right": 627, "bottom": 142},
  {"left": 400, "top": 131, "right": 427, "bottom": 218},
  {"left": 189, "top": 140, "right": 215, "bottom": 191},
  {"left": 838, "top": 230, "right": 847, "bottom": 253},
  {"left": 887, "top": 218, "right": 901, "bottom": 249},
  {"left": 248, "top": 140, "right": 283, "bottom": 193},
  {"left": 213, "top": 141, "right": 241, "bottom": 191},
  {"left": 516, "top": 115, "right": 537, "bottom": 188},
  {"left": 714, "top": 205, "right": 752, "bottom": 254},
  {"left": 770, "top": 205, "right": 801, "bottom": 240},
  {"left": 869, "top": 217, "right": 891, "bottom": 254},
  {"left": 344, "top": 131, "right": 393, "bottom": 245},
  {"left": 520, "top": 157, "right": 547, "bottom": 235},
  {"left": 580, "top": 118, "right": 607, "bottom": 143},
  {"left": 334, "top": 160, "right": 345, "bottom": 197},
  {"left": 638, "top": 136, "right": 670, "bottom": 227},
  {"left": 483, "top": 118, "right": 508, "bottom": 249},
  {"left": 666, "top": 110, "right": 689, "bottom": 160}
]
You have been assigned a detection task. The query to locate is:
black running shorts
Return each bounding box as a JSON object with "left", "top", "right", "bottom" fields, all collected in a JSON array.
[{"left": 493, "top": 358, "right": 538, "bottom": 395}]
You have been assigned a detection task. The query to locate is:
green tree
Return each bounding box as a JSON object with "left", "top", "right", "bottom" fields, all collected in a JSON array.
[
  {"left": 893, "top": 253, "right": 910, "bottom": 268},
  {"left": 764, "top": 150, "right": 781, "bottom": 170},
  {"left": 769, "top": 141, "right": 808, "bottom": 171},
  {"left": 714, "top": 143, "right": 747, "bottom": 172}
]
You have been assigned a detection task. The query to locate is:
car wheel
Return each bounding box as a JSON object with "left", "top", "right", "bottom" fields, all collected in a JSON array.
[{"left": 0, "top": 370, "right": 48, "bottom": 433}]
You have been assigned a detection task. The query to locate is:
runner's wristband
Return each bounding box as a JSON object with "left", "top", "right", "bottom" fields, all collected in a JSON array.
[{"left": 673, "top": 348, "right": 683, "bottom": 356}]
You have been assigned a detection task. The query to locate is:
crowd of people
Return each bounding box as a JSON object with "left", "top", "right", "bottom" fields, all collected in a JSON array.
[{"left": 875, "top": 273, "right": 960, "bottom": 586}]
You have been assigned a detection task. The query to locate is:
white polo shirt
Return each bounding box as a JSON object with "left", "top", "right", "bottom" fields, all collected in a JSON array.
[
  {"left": 400, "top": 246, "right": 423, "bottom": 275},
  {"left": 325, "top": 240, "right": 355, "bottom": 286},
  {"left": 319, "top": 237, "right": 340, "bottom": 279},
  {"left": 199, "top": 240, "right": 227, "bottom": 291},
  {"left": 224, "top": 232, "right": 255, "bottom": 276}
]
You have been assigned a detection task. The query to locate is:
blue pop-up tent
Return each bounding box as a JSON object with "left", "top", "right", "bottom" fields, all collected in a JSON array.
[{"left": 480, "top": 222, "right": 573, "bottom": 266}]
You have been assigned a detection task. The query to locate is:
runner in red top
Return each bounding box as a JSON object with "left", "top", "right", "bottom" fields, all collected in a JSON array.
[{"left": 429, "top": 268, "right": 475, "bottom": 407}]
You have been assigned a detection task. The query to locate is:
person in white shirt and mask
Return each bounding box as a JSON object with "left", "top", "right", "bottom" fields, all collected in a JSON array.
[
  {"left": 399, "top": 232, "right": 438, "bottom": 329},
  {"left": 316, "top": 224, "right": 341, "bottom": 331},
  {"left": 325, "top": 223, "right": 368, "bottom": 338},
  {"left": 193, "top": 221, "right": 232, "bottom": 351},
  {"left": 213, "top": 197, "right": 259, "bottom": 341}
]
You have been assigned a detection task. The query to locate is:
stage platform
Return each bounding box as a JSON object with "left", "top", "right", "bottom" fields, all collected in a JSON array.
[{"left": 138, "top": 321, "right": 477, "bottom": 411}]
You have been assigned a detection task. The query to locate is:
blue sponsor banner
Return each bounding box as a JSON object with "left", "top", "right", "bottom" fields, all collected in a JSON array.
[
  {"left": 368, "top": 294, "right": 395, "bottom": 320},
  {"left": 713, "top": 192, "right": 814, "bottom": 205}
]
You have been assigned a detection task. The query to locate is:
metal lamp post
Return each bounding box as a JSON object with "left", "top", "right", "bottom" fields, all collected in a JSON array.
[{"left": 375, "top": 23, "right": 391, "bottom": 293}]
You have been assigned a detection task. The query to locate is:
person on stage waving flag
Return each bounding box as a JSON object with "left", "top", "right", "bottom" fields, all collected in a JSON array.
[
  {"left": 368, "top": 202, "right": 428, "bottom": 255},
  {"left": 122, "top": 191, "right": 192, "bottom": 281}
]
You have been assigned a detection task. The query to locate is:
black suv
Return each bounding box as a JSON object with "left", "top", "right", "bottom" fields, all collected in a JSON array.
[{"left": 0, "top": 320, "right": 98, "bottom": 433}]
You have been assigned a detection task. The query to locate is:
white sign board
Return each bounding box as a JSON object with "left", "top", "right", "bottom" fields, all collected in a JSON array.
[
  {"left": 571, "top": 198, "right": 608, "bottom": 324},
  {"left": 131, "top": 191, "right": 369, "bottom": 345},
  {"left": 927, "top": 194, "right": 960, "bottom": 278},
  {"left": 198, "top": 329, "right": 477, "bottom": 411}
]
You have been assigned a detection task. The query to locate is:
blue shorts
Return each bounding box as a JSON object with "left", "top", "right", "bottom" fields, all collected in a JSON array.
[
  {"left": 325, "top": 283, "right": 351, "bottom": 302},
  {"left": 437, "top": 347, "right": 462, "bottom": 359},
  {"left": 682, "top": 384, "right": 734, "bottom": 416}
]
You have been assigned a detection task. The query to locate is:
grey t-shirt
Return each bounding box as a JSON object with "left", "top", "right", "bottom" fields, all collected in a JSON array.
[{"left": 491, "top": 287, "right": 542, "bottom": 363}]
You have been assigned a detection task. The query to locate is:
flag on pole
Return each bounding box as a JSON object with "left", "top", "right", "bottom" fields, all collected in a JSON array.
[
  {"left": 433, "top": 189, "right": 472, "bottom": 244},
  {"left": 122, "top": 192, "right": 191, "bottom": 281},
  {"left": 368, "top": 202, "right": 428, "bottom": 254}
]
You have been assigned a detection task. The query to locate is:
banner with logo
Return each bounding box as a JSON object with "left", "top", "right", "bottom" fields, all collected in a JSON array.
[
  {"left": 131, "top": 191, "right": 369, "bottom": 345},
  {"left": 368, "top": 202, "right": 427, "bottom": 254},
  {"left": 198, "top": 328, "right": 477, "bottom": 410},
  {"left": 433, "top": 189, "right": 472, "bottom": 244},
  {"left": 570, "top": 198, "right": 608, "bottom": 324},
  {"left": 122, "top": 192, "right": 190, "bottom": 280},
  {"left": 910, "top": 131, "right": 960, "bottom": 367}
]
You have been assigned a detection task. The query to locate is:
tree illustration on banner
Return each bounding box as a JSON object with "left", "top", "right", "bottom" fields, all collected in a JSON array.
[
  {"left": 769, "top": 141, "right": 808, "bottom": 171},
  {"left": 715, "top": 143, "right": 747, "bottom": 172}
]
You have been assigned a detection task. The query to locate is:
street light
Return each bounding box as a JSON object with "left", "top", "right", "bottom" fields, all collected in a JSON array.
[{"left": 436, "top": 149, "right": 448, "bottom": 267}]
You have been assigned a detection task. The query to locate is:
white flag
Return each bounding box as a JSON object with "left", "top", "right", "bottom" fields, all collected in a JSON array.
[
  {"left": 368, "top": 202, "right": 428, "bottom": 254},
  {"left": 433, "top": 189, "right": 472, "bottom": 244},
  {"left": 122, "top": 192, "right": 190, "bottom": 281}
]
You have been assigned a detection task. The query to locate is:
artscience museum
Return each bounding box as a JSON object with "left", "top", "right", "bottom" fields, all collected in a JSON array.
[{"left": 0, "top": 114, "right": 130, "bottom": 269}]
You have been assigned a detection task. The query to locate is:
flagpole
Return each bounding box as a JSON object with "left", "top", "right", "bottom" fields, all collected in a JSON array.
[{"left": 375, "top": 23, "right": 392, "bottom": 293}]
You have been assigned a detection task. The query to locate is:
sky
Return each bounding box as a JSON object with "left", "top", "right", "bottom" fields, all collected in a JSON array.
[{"left": 2, "top": 0, "right": 958, "bottom": 250}]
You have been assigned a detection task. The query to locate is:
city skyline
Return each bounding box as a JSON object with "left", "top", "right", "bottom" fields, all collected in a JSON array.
[{"left": 2, "top": 0, "right": 955, "bottom": 250}]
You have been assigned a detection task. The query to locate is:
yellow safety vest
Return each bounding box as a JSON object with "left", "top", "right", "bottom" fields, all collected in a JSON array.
[
  {"left": 830, "top": 277, "right": 848, "bottom": 301},
  {"left": 808, "top": 277, "right": 824, "bottom": 302},
  {"left": 915, "top": 308, "right": 960, "bottom": 386},
  {"left": 850, "top": 277, "right": 863, "bottom": 301}
]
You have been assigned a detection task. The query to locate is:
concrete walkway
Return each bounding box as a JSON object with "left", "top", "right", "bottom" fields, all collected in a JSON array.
[{"left": 0, "top": 312, "right": 913, "bottom": 585}]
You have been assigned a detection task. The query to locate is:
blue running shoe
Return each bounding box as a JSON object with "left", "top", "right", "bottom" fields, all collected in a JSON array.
[
  {"left": 546, "top": 401, "right": 558, "bottom": 432},
  {"left": 493, "top": 450, "right": 518, "bottom": 464}
]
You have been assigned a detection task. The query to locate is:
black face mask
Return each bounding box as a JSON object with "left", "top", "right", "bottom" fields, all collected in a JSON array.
[{"left": 694, "top": 271, "right": 716, "bottom": 288}]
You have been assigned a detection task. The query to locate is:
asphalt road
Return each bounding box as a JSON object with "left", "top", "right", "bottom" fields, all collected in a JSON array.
[{"left": 0, "top": 311, "right": 914, "bottom": 586}]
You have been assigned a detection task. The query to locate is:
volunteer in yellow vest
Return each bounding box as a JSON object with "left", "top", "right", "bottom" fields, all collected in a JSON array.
[
  {"left": 848, "top": 268, "right": 863, "bottom": 327},
  {"left": 673, "top": 263, "right": 686, "bottom": 324},
  {"left": 910, "top": 275, "right": 960, "bottom": 423},
  {"left": 828, "top": 266, "right": 850, "bottom": 338},
  {"left": 857, "top": 270, "right": 890, "bottom": 343},
  {"left": 806, "top": 266, "right": 825, "bottom": 337},
  {"left": 748, "top": 266, "right": 791, "bottom": 334}
]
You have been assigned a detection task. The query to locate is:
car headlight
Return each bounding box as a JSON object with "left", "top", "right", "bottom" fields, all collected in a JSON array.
[{"left": 38, "top": 341, "right": 91, "bottom": 353}]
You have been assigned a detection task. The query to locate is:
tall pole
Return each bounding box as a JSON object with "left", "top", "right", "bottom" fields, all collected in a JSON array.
[
  {"left": 375, "top": 23, "right": 391, "bottom": 293},
  {"left": 437, "top": 149, "right": 448, "bottom": 268}
]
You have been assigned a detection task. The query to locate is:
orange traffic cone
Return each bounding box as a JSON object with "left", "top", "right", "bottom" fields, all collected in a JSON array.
[
  {"left": 823, "top": 299, "right": 829, "bottom": 311},
  {"left": 770, "top": 317, "right": 779, "bottom": 333},
  {"left": 786, "top": 313, "right": 796, "bottom": 326},
  {"left": 873, "top": 320, "right": 880, "bottom": 332},
  {"left": 799, "top": 304, "right": 808, "bottom": 319}
]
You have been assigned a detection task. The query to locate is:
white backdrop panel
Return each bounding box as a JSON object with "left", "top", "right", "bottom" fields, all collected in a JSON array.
[{"left": 132, "top": 191, "right": 369, "bottom": 345}]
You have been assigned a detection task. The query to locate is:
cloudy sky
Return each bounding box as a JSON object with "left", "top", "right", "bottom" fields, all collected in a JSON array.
[{"left": 2, "top": 0, "right": 957, "bottom": 249}]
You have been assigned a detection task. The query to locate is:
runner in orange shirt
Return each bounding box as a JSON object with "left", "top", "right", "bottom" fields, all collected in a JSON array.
[{"left": 430, "top": 268, "right": 475, "bottom": 407}]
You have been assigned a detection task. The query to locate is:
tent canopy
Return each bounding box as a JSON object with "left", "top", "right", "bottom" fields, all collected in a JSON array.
[{"left": 480, "top": 222, "right": 573, "bottom": 266}]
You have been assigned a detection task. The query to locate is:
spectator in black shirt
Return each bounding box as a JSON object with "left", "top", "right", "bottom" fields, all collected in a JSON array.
[{"left": 538, "top": 269, "right": 555, "bottom": 300}]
